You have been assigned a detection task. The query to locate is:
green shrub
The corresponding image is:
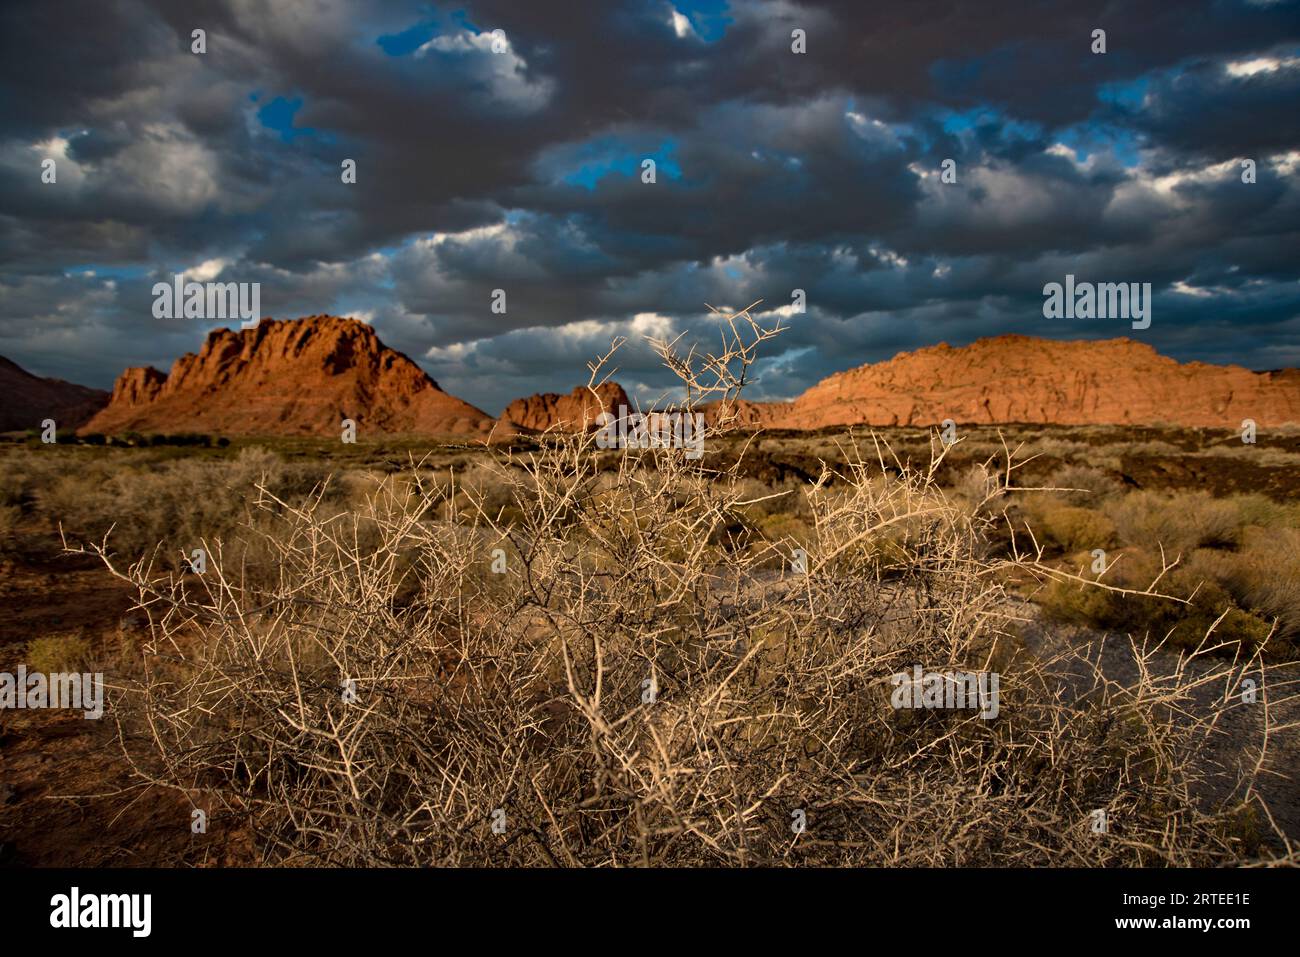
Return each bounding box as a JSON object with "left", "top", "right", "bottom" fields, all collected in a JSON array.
[
  {"left": 1035, "top": 505, "right": 1116, "bottom": 553},
  {"left": 754, "top": 511, "right": 811, "bottom": 547},
  {"left": 1226, "top": 494, "right": 1300, "bottom": 531},
  {"left": 1045, "top": 548, "right": 1276, "bottom": 653},
  {"left": 1039, "top": 573, "right": 1117, "bottom": 625},
  {"left": 26, "top": 633, "right": 92, "bottom": 673}
]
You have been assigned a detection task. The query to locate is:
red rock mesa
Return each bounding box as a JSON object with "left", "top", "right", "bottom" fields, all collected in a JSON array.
[{"left": 709, "top": 335, "right": 1300, "bottom": 429}]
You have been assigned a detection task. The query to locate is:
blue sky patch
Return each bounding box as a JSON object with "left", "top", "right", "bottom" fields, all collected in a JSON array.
[
  {"left": 1098, "top": 76, "right": 1150, "bottom": 111},
  {"left": 377, "top": 19, "right": 439, "bottom": 56},
  {"left": 556, "top": 137, "right": 684, "bottom": 190},
  {"left": 673, "top": 0, "right": 731, "bottom": 42},
  {"left": 1058, "top": 122, "right": 1142, "bottom": 167},
  {"left": 257, "top": 96, "right": 325, "bottom": 143}
]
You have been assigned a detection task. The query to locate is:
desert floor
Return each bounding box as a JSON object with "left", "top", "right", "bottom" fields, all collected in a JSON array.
[{"left": 2, "top": 423, "right": 1298, "bottom": 866}]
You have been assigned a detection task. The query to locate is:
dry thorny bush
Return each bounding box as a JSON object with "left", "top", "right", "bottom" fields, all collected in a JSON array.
[{"left": 81, "top": 303, "right": 1298, "bottom": 866}]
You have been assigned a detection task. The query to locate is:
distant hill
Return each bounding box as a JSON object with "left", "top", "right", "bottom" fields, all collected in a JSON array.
[{"left": 0, "top": 355, "right": 108, "bottom": 432}]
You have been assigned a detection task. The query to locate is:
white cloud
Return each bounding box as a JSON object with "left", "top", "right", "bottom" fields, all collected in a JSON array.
[
  {"left": 1171, "top": 280, "right": 1214, "bottom": 297},
  {"left": 669, "top": 8, "right": 697, "bottom": 39},
  {"left": 1044, "top": 142, "right": 1101, "bottom": 173},
  {"left": 114, "top": 123, "right": 222, "bottom": 212},
  {"left": 29, "top": 135, "right": 88, "bottom": 189},
  {"left": 1271, "top": 150, "right": 1300, "bottom": 176},
  {"left": 416, "top": 221, "right": 514, "bottom": 250},
  {"left": 188, "top": 258, "right": 228, "bottom": 281},
  {"left": 1225, "top": 55, "right": 1300, "bottom": 78},
  {"left": 415, "top": 30, "right": 555, "bottom": 113},
  {"left": 1140, "top": 158, "right": 1238, "bottom": 197},
  {"left": 870, "top": 247, "right": 909, "bottom": 269},
  {"left": 846, "top": 111, "right": 901, "bottom": 147}
]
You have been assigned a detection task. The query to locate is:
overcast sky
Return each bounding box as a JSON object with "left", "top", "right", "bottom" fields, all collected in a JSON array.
[{"left": 1, "top": 0, "right": 1298, "bottom": 414}]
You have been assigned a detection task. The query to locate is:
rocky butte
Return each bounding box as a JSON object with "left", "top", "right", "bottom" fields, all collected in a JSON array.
[
  {"left": 716, "top": 335, "right": 1300, "bottom": 429},
  {"left": 81, "top": 315, "right": 496, "bottom": 438},
  {"left": 500, "top": 383, "right": 630, "bottom": 433}
]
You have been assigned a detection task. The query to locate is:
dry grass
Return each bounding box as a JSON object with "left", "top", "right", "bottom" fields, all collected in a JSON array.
[
  {"left": 1215, "top": 528, "right": 1300, "bottom": 640},
  {"left": 1047, "top": 463, "right": 1125, "bottom": 506},
  {"left": 0, "top": 503, "right": 19, "bottom": 551},
  {"left": 33, "top": 446, "right": 334, "bottom": 571}
]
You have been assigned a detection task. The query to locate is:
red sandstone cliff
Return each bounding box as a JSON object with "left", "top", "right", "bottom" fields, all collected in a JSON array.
[
  {"left": 80, "top": 316, "right": 495, "bottom": 438},
  {"left": 501, "top": 382, "right": 630, "bottom": 432},
  {"left": 709, "top": 335, "right": 1300, "bottom": 429},
  {"left": 73, "top": 329, "right": 1300, "bottom": 439}
]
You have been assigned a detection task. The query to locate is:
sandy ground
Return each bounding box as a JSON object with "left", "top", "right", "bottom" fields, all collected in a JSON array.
[{"left": 0, "top": 529, "right": 252, "bottom": 866}]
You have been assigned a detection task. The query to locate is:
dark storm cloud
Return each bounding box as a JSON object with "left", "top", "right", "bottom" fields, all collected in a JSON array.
[
  {"left": 0, "top": 0, "right": 1298, "bottom": 413},
  {"left": 1129, "top": 50, "right": 1300, "bottom": 160}
]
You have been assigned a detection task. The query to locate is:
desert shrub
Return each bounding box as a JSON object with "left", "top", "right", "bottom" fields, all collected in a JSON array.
[
  {"left": 1029, "top": 437, "right": 1094, "bottom": 460},
  {"left": 1041, "top": 493, "right": 1299, "bottom": 646},
  {"left": 1033, "top": 505, "right": 1117, "bottom": 553},
  {"left": 1041, "top": 548, "right": 1277, "bottom": 654},
  {"left": 1214, "top": 527, "right": 1300, "bottom": 640},
  {"left": 26, "top": 633, "right": 92, "bottom": 673},
  {"left": 0, "top": 450, "right": 83, "bottom": 512},
  {"left": 1106, "top": 490, "right": 1244, "bottom": 554},
  {"left": 1038, "top": 573, "right": 1117, "bottom": 626},
  {"left": 1226, "top": 494, "right": 1300, "bottom": 531},
  {"left": 752, "top": 511, "right": 811, "bottom": 549},
  {"left": 1124, "top": 440, "right": 1187, "bottom": 457},
  {"left": 93, "top": 308, "right": 1294, "bottom": 867},
  {"left": 0, "top": 471, "right": 23, "bottom": 508},
  {"left": 1048, "top": 463, "right": 1123, "bottom": 506},
  {"left": 439, "top": 460, "right": 532, "bottom": 527},
  {"left": 949, "top": 463, "right": 1002, "bottom": 513},
  {"left": 734, "top": 477, "right": 806, "bottom": 519}
]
